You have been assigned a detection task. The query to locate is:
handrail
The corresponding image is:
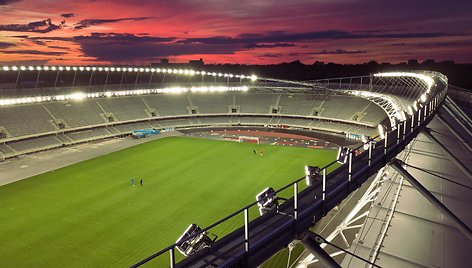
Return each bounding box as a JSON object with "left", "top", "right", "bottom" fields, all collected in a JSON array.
[{"left": 131, "top": 71, "right": 447, "bottom": 267}]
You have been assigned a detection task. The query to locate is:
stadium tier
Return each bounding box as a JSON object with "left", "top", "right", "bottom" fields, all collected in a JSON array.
[{"left": 0, "top": 92, "right": 386, "bottom": 158}]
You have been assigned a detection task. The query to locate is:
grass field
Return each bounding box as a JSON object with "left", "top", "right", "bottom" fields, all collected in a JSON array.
[{"left": 0, "top": 136, "right": 337, "bottom": 267}]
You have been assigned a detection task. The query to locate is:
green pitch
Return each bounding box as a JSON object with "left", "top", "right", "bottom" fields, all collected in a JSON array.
[{"left": 0, "top": 136, "right": 337, "bottom": 267}]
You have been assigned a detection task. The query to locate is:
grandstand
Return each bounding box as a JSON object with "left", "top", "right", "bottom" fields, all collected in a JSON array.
[{"left": 0, "top": 66, "right": 470, "bottom": 268}]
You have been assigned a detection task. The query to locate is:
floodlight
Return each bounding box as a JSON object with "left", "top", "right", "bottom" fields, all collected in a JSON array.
[
  {"left": 250, "top": 75, "right": 258, "bottom": 81},
  {"left": 2, "top": 66, "right": 10, "bottom": 71},
  {"left": 336, "top": 147, "right": 350, "bottom": 164},
  {"left": 51, "top": 66, "right": 57, "bottom": 71},
  {"left": 79, "top": 67, "right": 84, "bottom": 71},
  {"left": 378, "top": 124, "right": 385, "bottom": 139},
  {"left": 65, "top": 66, "right": 71, "bottom": 71},
  {"left": 44, "top": 66, "right": 49, "bottom": 71},
  {"left": 178, "top": 69, "right": 184, "bottom": 74},
  {"left": 85, "top": 67, "right": 91, "bottom": 71},
  {"left": 59, "top": 66, "right": 64, "bottom": 71},
  {"left": 218, "top": 73, "right": 223, "bottom": 77},
  {"left": 36, "top": 66, "right": 42, "bottom": 71},
  {"left": 175, "top": 224, "right": 217, "bottom": 257},
  {"left": 420, "top": 93, "right": 427, "bottom": 103},
  {"left": 134, "top": 68, "right": 138, "bottom": 72},
  {"left": 12, "top": 66, "right": 18, "bottom": 71},
  {"left": 98, "top": 67, "right": 102, "bottom": 71},
  {"left": 145, "top": 68, "right": 150, "bottom": 72},
  {"left": 201, "top": 71, "right": 206, "bottom": 75},
  {"left": 72, "top": 67, "right": 78, "bottom": 71},
  {"left": 256, "top": 187, "right": 279, "bottom": 216},
  {"left": 139, "top": 68, "right": 144, "bottom": 72},
  {"left": 20, "top": 66, "right": 26, "bottom": 71},
  {"left": 305, "top": 165, "right": 321, "bottom": 186}
]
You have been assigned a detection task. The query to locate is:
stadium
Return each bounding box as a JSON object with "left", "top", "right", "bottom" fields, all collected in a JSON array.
[{"left": 0, "top": 65, "right": 471, "bottom": 268}]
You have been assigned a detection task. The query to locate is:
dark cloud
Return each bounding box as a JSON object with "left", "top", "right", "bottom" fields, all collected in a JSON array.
[
  {"left": 0, "top": 41, "right": 16, "bottom": 49},
  {"left": 0, "top": 0, "right": 19, "bottom": 5},
  {"left": 309, "top": 49, "right": 367, "bottom": 55},
  {"left": 0, "top": 18, "right": 64, "bottom": 33},
  {"left": 47, "top": 45, "right": 71, "bottom": 50},
  {"left": 245, "top": 43, "right": 295, "bottom": 49},
  {"left": 61, "top": 13, "right": 75, "bottom": 18},
  {"left": 259, "top": 53, "right": 283, "bottom": 58},
  {"left": 74, "top": 32, "right": 175, "bottom": 42},
  {"left": 74, "top": 17, "right": 151, "bottom": 30},
  {"left": 185, "top": 30, "right": 467, "bottom": 45},
  {"left": 0, "top": 49, "right": 66, "bottom": 56}
]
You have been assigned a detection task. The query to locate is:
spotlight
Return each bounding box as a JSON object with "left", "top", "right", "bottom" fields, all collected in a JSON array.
[
  {"left": 175, "top": 224, "right": 217, "bottom": 257},
  {"left": 256, "top": 187, "right": 279, "bottom": 216},
  {"left": 336, "top": 147, "right": 350, "bottom": 164},
  {"left": 305, "top": 165, "right": 321, "bottom": 186}
]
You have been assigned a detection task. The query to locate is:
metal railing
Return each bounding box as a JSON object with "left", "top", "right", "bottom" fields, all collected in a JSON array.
[{"left": 131, "top": 73, "right": 447, "bottom": 267}]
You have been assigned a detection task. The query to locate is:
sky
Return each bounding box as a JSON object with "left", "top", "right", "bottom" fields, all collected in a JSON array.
[{"left": 0, "top": 0, "right": 471, "bottom": 65}]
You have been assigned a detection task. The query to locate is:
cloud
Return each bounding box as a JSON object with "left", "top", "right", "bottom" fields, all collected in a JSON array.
[
  {"left": 0, "top": 49, "right": 66, "bottom": 56},
  {"left": 259, "top": 53, "right": 283, "bottom": 58},
  {"left": 0, "top": 41, "right": 16, "bottom": 49},
  {"left": 0, "top": 18, "right": 64, "bottom": 33},
  {"left": 309, "top": 49, "right": 367, "bottom": 55},
  {"left": 47, "top": 45, "right": 71, "bottom": 50},
  {"left": 0, "top": 0, "right": 19, "bottom": 5},
  {"left": 61, "top": 13, "right": 75, "bottom": 18},
  {"left": 185, "top": 30, "right": 467, "bottom": 45},
  {"left": 67, "top": 33, "right": 241, "bottom": 62},
  {"left": 74, "top": 17, "right": 152, "bottom": 30},
  {"left": 245, "top": 43, "right": 295, "bottom": 49}
]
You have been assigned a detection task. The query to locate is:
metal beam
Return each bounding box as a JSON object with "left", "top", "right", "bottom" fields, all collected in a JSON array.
[
  {"left": 422, "top": 129, "right": 472, "bottom": 180},
  {"left": 390, "top": 159, "right": 472, "bottom": 241},
  {"left": 300, "top": 232, "right": 341, "bottom": 268}
]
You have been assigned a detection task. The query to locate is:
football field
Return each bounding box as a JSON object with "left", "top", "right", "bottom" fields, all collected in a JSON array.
[{"left": 0, "top": 136, "right": 338, "bottom": 267}]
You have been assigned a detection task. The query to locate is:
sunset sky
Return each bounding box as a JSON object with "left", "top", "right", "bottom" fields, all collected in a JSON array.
[{"left": 0, "top": 0, "right": 471, "bottom": 65}]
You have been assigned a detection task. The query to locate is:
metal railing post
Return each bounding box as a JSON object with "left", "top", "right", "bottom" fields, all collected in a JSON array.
[
  {"left": 384, "top": 132, "right": 388, "bottom": 155},
  {"left": 294, "top": 182, "right": 298, "bottom": 220},
  {"left": 322, "top": 168, "right": 326, "bottom": 201},
  {"left": 348, "top": 151, "right": 352, "bottom": 182},
  {"left": 244, "top": 208, "right": 249, "bottom": 252},
  {"left": 368, "top": 141, "right": 372, "bottom": 167},
  {"left": 170, "top": 248, "right": 175, "bottom": 268}
]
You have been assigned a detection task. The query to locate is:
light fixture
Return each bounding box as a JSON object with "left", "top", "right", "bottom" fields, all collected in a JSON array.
[
  {"left": 175, "top": 224, "right": 217, "bottom": 257},
  {"left": 336, "top": 147, "right": 350, "bottom": 164},
  {"left": 305, "top": 165, "right": 321, "bottom": 186},
  {"left": 256, "top": 187, "right": 279, "bottom": 216}
]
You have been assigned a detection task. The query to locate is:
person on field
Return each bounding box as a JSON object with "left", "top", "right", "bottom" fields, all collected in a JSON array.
[
  {"left": 140, "top": 179, "right": 143, "bottom": 186},
  {"left": 131, "top": 178, "right": 135, "bottom": 186},
  {"left": 253, "top": 149, "right": 256, "bottom": 155},
  {"left": 260, "top": 150, "right": 263, "bottom": 156}
]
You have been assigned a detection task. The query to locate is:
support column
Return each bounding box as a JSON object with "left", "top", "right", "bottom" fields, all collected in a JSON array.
[
  {"left": 300, "top": 232, "right": 341, "bottom": 268},
  {"left": 390, "top": 159, "right": 472, "bottom": 241},
  {"left": 422, "top": 129, "right": 472, "bottom": 180}
]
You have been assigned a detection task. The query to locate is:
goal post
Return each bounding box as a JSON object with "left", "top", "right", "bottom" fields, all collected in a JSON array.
[{"left": 238, "top": 136, "right": 260, "bottom": 144}]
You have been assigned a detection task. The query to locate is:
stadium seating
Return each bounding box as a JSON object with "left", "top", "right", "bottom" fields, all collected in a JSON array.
[
  {"left": 45, "top": 101, "right": 106, "bottom": 128},
  {"left": 97, "top": 97, "right": 149, "bottom": 121},
  {"left": 0, "top": 104, "right": 56, "bottom": 137},
  {"left": 0, "top": 91, "right": 387, "bottom": 158}
]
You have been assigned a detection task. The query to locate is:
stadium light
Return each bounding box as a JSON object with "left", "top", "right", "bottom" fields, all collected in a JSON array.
[
  {"left": 28, "top": 66, "right": 34, "bottom": 71},
  {"left": 2, "top": 66, "right": 9, "bottom": 71},
  {"left": 256, "top": 187, "right": 279, "bottom": 216},
  {"left": 59, "top": 66, "right": 64, "bottom": 71},
  {"left": 336, "top": 147, "right": 350, "bottom": 164},
  {"left": 51, "top": 66, "right": 57, "bottom": 71},
  {"left": 44, "top": 66, "right": 50, "bottom": 71},
  {"left": 85, "top": 67, "right": 91, "bottom": 71},
  {"left": 12, "top": 66, "right": 18, "bottom": 71},
  {"left": 79, "top": 67, "right": 84, "bottom": 71},
  {"left": 175, "top": 224, "right": 217, "bottom": 257},
  {"left": 72, "top": 67, "right": 78, "bottom": 71},
  {"left": 305, "top": 165, "right": 321, "bottom": 186},
  {"left": 36, "top": 66, "right": 42, "bottom": 71},
  {"left": 250, "top": 75, "right": 258, "bottom": 81},
  {"left": 378, "top": 124, "right": 385, "bottom": 139},
  {"left": 20, "top": 66, "right": 26, "bottom": 71}
]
